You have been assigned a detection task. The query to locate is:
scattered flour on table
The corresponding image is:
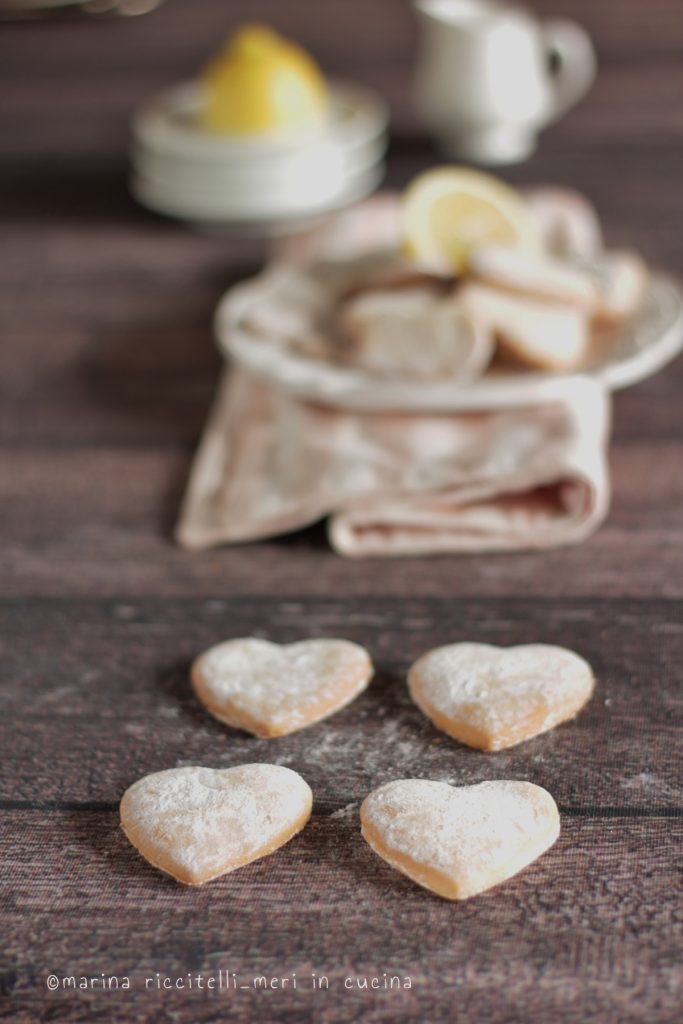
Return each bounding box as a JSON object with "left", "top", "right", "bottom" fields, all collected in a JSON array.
[
  {"left": 331, "top": 802, "right": 359, "bottom": 819},
  {"left": 621, "top": 773, "right": 681, "bottom": 798}
]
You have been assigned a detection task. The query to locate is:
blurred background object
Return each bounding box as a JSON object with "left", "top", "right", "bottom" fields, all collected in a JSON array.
[
  {"left": 413, "top": 0, "right": 596, "bottom": 164},
  {"left": 199, "top": 24, "right": 329, "bottom": 137},
  {"left": 0, "top": 0, "right": 163, "bottom": 17},
  {"left": 130, "top": 22, "right": 389, "bottom": 233}
]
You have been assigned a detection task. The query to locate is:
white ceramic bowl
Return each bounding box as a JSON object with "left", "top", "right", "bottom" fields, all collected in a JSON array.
[
  {"left": 131, "top": 132, "right": 387, "bottom": 188},
  {"left": 215, "top": 259, "right": 683, "bottom": 411},
  {"left": 131, "top": 164, "right": 385, "bottom": 228},
  {"left": 130, "top": 79, "right": 389, "bottom": 228}
]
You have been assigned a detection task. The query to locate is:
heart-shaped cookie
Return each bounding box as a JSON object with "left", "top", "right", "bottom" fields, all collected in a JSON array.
[
  {"left": 191, "top": 638, "right": 373, "bottom": 738},
  {"left": 361, "top": 779, "right": 559, "bottom": 899},
  {"left": 120, "top": 764, "right": 312, "bottom": 885},
  {"left": 408, "top": 642, "right": 594, "bottom": 751}
]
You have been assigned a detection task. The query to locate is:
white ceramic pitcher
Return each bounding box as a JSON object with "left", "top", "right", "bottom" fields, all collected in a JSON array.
[{"left": 413, "top": 0, "right": 596, "bottom": 164}]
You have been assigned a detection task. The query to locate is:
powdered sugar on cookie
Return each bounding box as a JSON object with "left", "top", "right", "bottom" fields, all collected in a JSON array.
[
  {"left": 120, "top": 764, "right": 312, "bottom": 885},
  {"left": 408, "top": 642, "right": 594, "bottom": 751},
  {"left": 192, "top": 638, "right": 373, "bottom": 738},
  {"left": 361, "top": 779, "right": 560, "bottom": 899}
]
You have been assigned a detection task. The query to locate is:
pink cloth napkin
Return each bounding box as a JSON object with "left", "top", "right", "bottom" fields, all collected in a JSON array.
[
  {"left": 176, "top": 193, "right": 611, "bottom": 557},
  {"left": 176, "top": 368, "right": 610, "bottom": 557}
]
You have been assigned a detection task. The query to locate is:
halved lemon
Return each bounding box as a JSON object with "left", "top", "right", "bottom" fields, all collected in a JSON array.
[
  {"left": 401, "top": 167, "right": 539, "bottom": 274},
  {"left": 200, "top": 24, "right": 328, "bottom": 137}
]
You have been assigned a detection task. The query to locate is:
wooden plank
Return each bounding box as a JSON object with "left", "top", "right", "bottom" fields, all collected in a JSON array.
[
  {"left": 2, "top": 1, "right": 683, "bottom": 90},
  {"left": 0, "top": 597, "right": 681, "bottom": 809},
  {"left": 0, "top": 438, "right": 682, "bottom": 600},
  {"left": 1, "top": 322, "right": 682, "bottom": 449},
  {"left": 2, "top": 4, "right": 683, "bottom": 185},
  {"left": 3, "top": 61, "right": 683, "bottom": 162},
  {"left": 3, "top": 814, "right": 682, "bottom": 1023}
]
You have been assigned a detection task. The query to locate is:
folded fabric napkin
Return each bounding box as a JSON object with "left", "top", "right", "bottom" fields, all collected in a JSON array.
[
  {"left": 176, "top": 367, "right": 610, "bottom": 557},
  {"left": 177, "top": 193, "right": 611, "bottom": 557}
]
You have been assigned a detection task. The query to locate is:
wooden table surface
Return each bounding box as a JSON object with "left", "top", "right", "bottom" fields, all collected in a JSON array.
[{"left": 1, "top": 1, "right": 682, "bottom": 1021}]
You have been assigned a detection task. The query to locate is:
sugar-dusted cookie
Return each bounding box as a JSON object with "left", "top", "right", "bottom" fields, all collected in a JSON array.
[
  {"left": 469, "top": 244, "right": 600, "bottom": 310},
  {"left": 591, "top": 250, "right": 648, "bottom": 323},
  {"left": 459, "top": 282, "right": 591, "bottom": 370},
  {"left": 408, "top": 642, "right": 594, "bottom": 751},
  {"left": 120, "top": 764, "right": 312, "bottom": 885},
  {"left": 191, "top": 638, "right": 373, "bottom": 738},
  {"left": 339, "top": 287, "right": 494, "bottom": 381},
  {"left": 525, "top": 188, "right": 604, "bottom": 261},
  {"left": 360, "top": 779, "right": 560, "bottom": 900}
]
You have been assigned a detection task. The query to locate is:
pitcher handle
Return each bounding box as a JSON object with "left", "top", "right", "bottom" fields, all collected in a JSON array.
[{"left": 542, "top": 18, "right": 597, "bottom": 123}]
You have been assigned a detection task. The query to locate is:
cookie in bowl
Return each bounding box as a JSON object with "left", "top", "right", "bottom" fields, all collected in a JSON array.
[{"left": 216, "top": 168, "right": 678, "bottom": 410}]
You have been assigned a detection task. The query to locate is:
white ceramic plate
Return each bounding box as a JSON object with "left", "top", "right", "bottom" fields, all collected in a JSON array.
[
  {"left": 131, "top": 134, "right": 387, "bottom": 188},
  {"left": 131, "top": 164, "right": 385, "bottom": 226},
  {"left": 215, "top": 262, "right": 683, "bottom": 411},
  {"left": 131, "top": 78, "right": 388, "bottom": 227}
]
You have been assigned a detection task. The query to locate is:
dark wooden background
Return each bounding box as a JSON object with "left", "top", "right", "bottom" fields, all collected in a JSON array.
[{"left": 1, "top": 1, "right": 682, "bottom": 1021}]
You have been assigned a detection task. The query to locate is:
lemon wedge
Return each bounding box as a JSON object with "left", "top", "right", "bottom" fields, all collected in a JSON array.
[
  {"left": 200, "top": 24, "right": 329, "bottom": 137},
  {"left": 401, "top": 167, "right": 539, "bottom": 274}
]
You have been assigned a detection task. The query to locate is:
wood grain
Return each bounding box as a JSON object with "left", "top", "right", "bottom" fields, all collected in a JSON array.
[
  {"left": 1, "top": 596, "right": 681, "bottom": 809},
  {"left": 3, "top": 815, "right": 682, "bottom": 1024},
  {"left": 1, "top": 0, "right": 682, "bottom": 1021}
]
